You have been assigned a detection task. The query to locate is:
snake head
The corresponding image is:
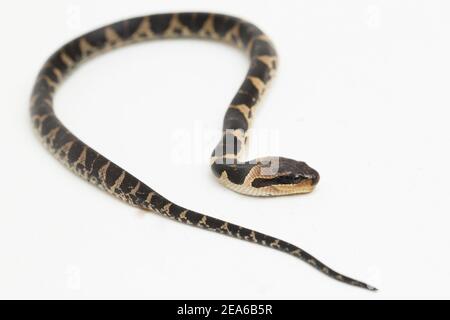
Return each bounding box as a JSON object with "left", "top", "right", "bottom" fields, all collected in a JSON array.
[{"left": 252, "top": 157, "right": 320, "bottom": 195}]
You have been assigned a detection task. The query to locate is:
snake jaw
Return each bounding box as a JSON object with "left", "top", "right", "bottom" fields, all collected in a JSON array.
[
  {"left": 259, "top": 177, "right": 317, "bottom": 196},
  {"left": 303, "top": 167, "right": 320, "bottom": 186}
]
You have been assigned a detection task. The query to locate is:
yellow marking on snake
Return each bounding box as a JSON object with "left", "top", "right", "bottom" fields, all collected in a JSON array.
[
  {"left": 178, "top": 210, "right": 189, "bottom": 223},
  {"left": 224, "top": 22, "right": 242, "bottom": 47},
  {"left": 41, "top": 76, "right": 58, "bottom": 89},
  {"left": 98, "top": 161, "right": 111, "bottom": 183},
  {"left": 161, "top": 203, "right": 172, "bottom": 216},
  {"left": 132, "top": 17, "right": 154, "bottom": 40},
  {"left": 256, "top": 55, "right": 277, "bottom": 70},
  {"left": 44, "top": 127, "right": 60, "bottom": 145},
  {"left": 111, "top": 170, "right": 126, "bottom": 192},
  {"left": 79, "top": 38, "right": 97, "bottom": 57},
  {"left": 52, "top": 68, "right": 63, "bottom": 81},
  {"left": 145, "top": 191, "right": 155, "bottom": 204},
  {"left": 198, "top": 15, "right": 218, "bottom": 39},
  {"left": 73, "top": 146, "right": 87, "bottom": 167},
  {"left": 129, "top": 181, "right": 141, "bottom": 196},
  {"left": 198, "top": 215, "right": 209, "bottom": 228},
  {"left": 270, "top": 239, "right": 281, "bottom": 249},
  {"left": 60, "top": 51, "right": 75, "bottom": 68},
  {"left": 165, "top": 14, "right": 191, "bottom": 37},
  {"left": 32, "top": 114, "right": 50, "bottom": 131},
  {"left": 105, "top": 27, "right": 123, "bottom": 47},
  {"left": 230, "top": 104, "right": 252, "bottom": 122},
  {"left": 220, "top": 222, "right": 230, "bottom": 233},
  {"left": 246, "top": 34, "right": 272, "bottom": 53},
  {"left": 248, "top": 76, "right": 266, "bottom": 95},
  {"left": 58, "top": 141, "right": 74, "bottom": 159}
]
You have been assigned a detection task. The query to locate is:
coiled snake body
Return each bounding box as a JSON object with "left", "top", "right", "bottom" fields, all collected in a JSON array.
[{"left": 31, "top": 12, "right": 376, "bottom": 291}]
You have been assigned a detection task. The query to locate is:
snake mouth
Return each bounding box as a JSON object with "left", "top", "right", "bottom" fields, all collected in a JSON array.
[
  {"left": 308, "top": 169, "right": 320, "bottom": 186},
  {"left": 297, "top": 166, "right": 320, "bottom": 188},
  {"left": 250, "top": 175, "right": 319, "bottom": 195},
  {"left": 268, "top": 180, "right": 317, "bottom": 195},
  {"left": 292, "top": 179, "right": 318, "bottom": 193}
]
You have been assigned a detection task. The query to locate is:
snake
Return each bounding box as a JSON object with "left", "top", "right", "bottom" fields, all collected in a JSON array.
[{"left": 30, "top": 12, "right": 376, "bottom": 291}]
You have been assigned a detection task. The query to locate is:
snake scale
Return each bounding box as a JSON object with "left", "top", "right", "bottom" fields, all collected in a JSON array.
[{"left": 30, "top": 12, "right": 376, "bottom": 291}]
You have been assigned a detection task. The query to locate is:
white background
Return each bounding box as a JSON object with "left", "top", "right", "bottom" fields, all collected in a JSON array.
[{"left": 1, "top": 0, "right": 449, "bottom": 299}]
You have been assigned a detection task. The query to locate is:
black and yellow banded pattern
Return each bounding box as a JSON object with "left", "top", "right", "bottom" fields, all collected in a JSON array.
[{"left": 30, "top": 12, "right": 375, "bottom": 291}]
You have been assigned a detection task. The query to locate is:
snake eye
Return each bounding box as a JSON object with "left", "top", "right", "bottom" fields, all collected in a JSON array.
[{"left": 292, "top": 174, "right": 306, "bottom": 183}]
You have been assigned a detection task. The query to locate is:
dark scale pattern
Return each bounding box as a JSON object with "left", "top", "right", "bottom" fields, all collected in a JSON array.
[
  {"left": 48, "top": 51, "right": 70, "bottom": 75},
  {"left": 213, "top": 132, "right": 243, "bottom": 157},
  {"left": 85, "top": 28, "right": 108, "bottom": 49},
  {"left": 231, "top": 91, "right": 258, "bottom": 107},
  {"left": 134, "top": 183, "right": 153, "bottom": 206},
  {"left": 66, "top": 141, "right": 84, "bottom": 164},
  {"left": 239, "top": 22, "right": 263, "bottom": 47},
  {"left": 185, "top": 210, "right": 203, "bottom": 225},
  {"left": 149, "top": 193, "right": 167, "bottom": 211},
  {"left": 32, "top": 78, "right": 55, "bottom": 98},
  {"left": 210, "top": 162, "right": 254, "bottom": 185},
  {"left": 250, "top": 38, "right": 277, "bottom": 57},
  {"left": 30, "top": 12, "right": 376, "bottom": 291},
  {"left": 40, "top": 115, "right": 59, "bottom": 136},
  {"left": 63, "top": 40, "right": 83, "bottom": 63},
  {"left": 178, "top": 13, "right": 209, "bottom": 33},
  {"left": 83, "top": 148, "right": 99, "bottom": 173},
  {"left": 239, "top": 78, "right": 260, "bottom": 99},
  {"left": 30, "top": 99, "right": 53, "bottom": 117},
  {"left": 166, "top": 202, "right": 186, "bottom": 219},
  {"left": 247, "top": 59, "right": 272, "bottom": 84},
  {"left": 150, "top": 14, "right": 172, "bottom": 35},
  {"left": 36, "top": 66, "right": 57, "bottom": 84},
  {"left": 111, "top": 17, "right": 143, "bottom": 39},
  {"left": 52, "top": 127, "right": 73, "bottom": 151},
  {"left": 104, "top": 165, "right": 123, "bottom": 188},
  {"left": 223, "top": 108, "right": 249, "bottom": 132},
  {"left": 212, "top": 14, "right": 237, "bottom": 37},
  {"left": 118, "top": 172, "right": 140, "bottom": 194},
  {"left": 89, "top": 155, "right": 109, "bottom": 180}
]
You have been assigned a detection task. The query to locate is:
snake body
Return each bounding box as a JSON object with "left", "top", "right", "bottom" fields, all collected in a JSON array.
[{"left": 30, "top": 12, "right": 375, "bottom": 291}]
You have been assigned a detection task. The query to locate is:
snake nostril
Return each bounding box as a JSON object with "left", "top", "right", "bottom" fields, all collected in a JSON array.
[{"left": 311, "top": 172, "right": 320, "bottom": 186}]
